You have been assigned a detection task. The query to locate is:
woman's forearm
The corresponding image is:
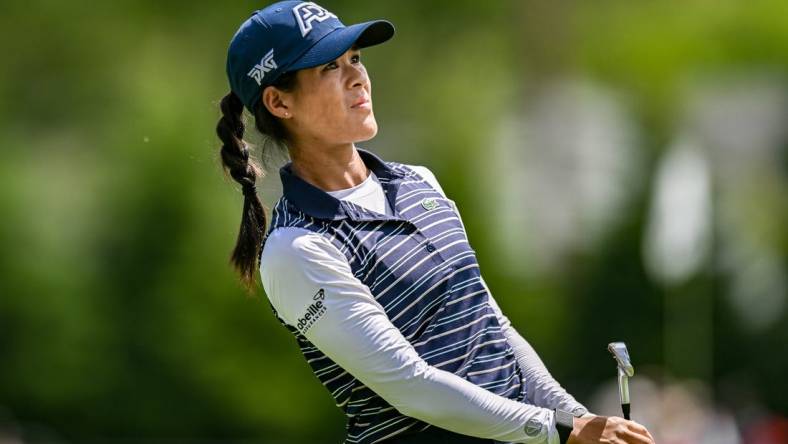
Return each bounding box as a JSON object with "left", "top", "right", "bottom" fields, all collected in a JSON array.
[{"left": 483, "top": 277, "right": 590, "bottom": 415}]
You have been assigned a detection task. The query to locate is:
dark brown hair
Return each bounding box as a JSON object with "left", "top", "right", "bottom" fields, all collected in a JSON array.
[{"left": 216, "top": 71, "right": 298, "bottom": 293}]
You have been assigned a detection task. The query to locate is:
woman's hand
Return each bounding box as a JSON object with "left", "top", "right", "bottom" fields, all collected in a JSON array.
[{"left": 567, "top": 414, "right": 655, "bottom": 444}]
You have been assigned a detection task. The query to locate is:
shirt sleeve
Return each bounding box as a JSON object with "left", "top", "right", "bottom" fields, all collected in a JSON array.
[
  {"left": 409, "top": 164, "right": 448, "bottom": 197},
  {"left": 482, "top": 278, "right": 591, "bottom": 417},
  {"left": 410, "top": 164, "right": 594, "bottom": 418},
  {"left": 260, "top": 227, "right": 561, "bottom": 444}
]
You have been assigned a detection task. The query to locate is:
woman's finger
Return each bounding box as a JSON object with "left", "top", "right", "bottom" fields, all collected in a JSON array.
[
  {"left": 620, "top": 428, "right": 653, "bottom": 444},
  {"left": 626, "top": 420, "right": 655, "bottom": 441}
]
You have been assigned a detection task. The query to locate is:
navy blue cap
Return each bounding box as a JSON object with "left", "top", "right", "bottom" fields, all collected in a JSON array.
[{"left": 226, "top": 1, "right": 395, "bottom": 113}]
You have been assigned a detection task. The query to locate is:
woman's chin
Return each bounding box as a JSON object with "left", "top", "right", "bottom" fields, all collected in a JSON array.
[{"left": 354, "top": 119, "right": 379, "bottom": 142}]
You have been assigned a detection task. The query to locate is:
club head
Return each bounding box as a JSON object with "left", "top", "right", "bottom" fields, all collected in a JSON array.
[{"left": 607, "top": 342, "right": 635, "bottom": 377}]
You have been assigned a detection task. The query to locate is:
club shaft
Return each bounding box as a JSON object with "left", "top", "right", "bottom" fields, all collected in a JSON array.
[
  {"left": 618, "top": 371, "right": 630, "bottom": 403},
  {"left": 617, "top": 371, "right": 631, "bottom": 420}
]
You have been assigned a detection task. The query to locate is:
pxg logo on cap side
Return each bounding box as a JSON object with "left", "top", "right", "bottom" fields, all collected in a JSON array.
[
  {"left": 293, "top": 1, "right": 337, "bottom": 37},
  {"left": 247, "top": 49, "right": 278, "bottom": 86}
]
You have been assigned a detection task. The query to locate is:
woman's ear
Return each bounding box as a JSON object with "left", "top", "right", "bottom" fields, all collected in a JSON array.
[{"left": 262, "top": 86, "right": 292, "bottom": 119}]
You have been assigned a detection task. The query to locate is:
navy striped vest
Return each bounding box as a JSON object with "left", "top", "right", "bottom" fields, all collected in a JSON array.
[{"left": 264, "top": 148, "right": 525, "bottom": 444}]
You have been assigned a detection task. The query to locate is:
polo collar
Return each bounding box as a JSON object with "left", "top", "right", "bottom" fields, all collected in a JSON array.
[{"left": 279, "top": 147, "right": 406, "bottom": 221}]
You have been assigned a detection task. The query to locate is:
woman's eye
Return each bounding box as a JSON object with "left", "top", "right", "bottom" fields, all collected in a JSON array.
[{"left": 322, "top": 54, "right": 360, "bottom": 71}]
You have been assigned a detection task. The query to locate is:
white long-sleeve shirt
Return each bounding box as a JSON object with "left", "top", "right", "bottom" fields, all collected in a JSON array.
[{"left": 260, "top": 165, "right": 590, "bottom": 443}]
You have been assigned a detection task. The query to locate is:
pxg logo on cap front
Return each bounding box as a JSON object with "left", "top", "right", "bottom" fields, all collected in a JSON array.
[{"left": 293, "top": 1, "right": 337, "bottom": 37}]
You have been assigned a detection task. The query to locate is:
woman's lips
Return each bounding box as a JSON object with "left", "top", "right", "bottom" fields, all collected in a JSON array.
[{"left": 351, "top": 97, "right": 370, "bottom": 108}]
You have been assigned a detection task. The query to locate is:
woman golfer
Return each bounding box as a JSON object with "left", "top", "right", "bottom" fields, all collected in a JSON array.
[{"left": 216, "top": 2, "right": 655, "bottom": 444}]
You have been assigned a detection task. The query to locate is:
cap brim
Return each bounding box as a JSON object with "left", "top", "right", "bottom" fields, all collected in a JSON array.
[{"left": 287, "top": 20, "right": 395, "bottom": 71}]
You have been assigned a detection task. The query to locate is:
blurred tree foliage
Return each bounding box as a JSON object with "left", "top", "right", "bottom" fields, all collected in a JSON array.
[{"left": 0, "top": 0, "right": 786, "bottom": 442}]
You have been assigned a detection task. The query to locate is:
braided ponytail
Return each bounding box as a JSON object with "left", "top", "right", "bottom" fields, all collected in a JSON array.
[
  {"left": 217, "top": 91, "right": 266, "bottom": 293},
  {"left": 217, "top": 72, "right": 297, "bottom": 293}
]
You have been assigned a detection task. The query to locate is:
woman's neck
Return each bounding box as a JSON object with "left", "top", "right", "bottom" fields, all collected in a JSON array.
[{"left": 289, "top": 142, "right": 369, "bottom": 192}]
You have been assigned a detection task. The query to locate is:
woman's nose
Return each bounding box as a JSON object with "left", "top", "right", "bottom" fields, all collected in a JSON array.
[{"left": 346, "top": 64, "right": 368, "bottom": 89}]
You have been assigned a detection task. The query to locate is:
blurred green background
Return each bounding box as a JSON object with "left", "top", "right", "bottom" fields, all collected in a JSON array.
[{"left": 1, "top": 0, "right": 787, "bottom": 442}]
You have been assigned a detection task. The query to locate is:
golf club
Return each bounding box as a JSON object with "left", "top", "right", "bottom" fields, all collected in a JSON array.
[{"left": 607, "top": 342, "right": 634, "bottom": 420}]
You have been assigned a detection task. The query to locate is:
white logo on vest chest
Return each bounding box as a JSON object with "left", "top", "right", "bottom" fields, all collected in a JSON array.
[{"left": 421, "top": 198, "right": 440, "bottom": 211}]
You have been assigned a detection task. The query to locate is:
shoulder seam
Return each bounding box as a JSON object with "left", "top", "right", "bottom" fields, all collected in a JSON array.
[
  {"left": 387, "top": 161, "right": 419, "bottom": 177},
  {"left": 262, "top": 226, "right": 346, "bottom": 260}
]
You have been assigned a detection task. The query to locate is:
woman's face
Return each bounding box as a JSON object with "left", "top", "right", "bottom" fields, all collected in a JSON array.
[{"left": 279, "top": 46, "right": 377, "bottom": 146}]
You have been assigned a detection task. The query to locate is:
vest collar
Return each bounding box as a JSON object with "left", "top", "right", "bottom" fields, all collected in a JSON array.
[{"left": 279, "top": 147, "right": 406, "bottom": 221}]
